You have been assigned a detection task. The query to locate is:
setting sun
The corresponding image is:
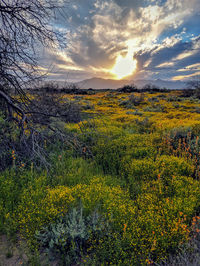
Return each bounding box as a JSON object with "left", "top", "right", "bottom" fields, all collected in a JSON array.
[{"left": 110, "top": 53, "right": 137, "bottom": 79}]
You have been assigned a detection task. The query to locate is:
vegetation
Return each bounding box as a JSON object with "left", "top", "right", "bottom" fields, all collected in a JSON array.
[
  {"left": 1, "top": 1, "right": 200, "bottom": 265},
  {"left": 1, "top": 88, "right": 200, "bottom": 265}
]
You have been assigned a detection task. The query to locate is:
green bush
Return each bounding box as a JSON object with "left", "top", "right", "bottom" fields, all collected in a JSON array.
[
  {"left": 36, "top": 206, "right": 109, "bottom": 264},
  {"left": 0, "top": 114, "right": 20, "bottom": 171},
  {"left": 93, "top": 134, "right": 157, "bottom": 176},
  {"left": 119, "top": 93, "right": 144, "bottom": 108},
  {"left": 123, "top": 155, "right": 194, "bottom": 185},
  {"left": 15, "top": 177, "right": 200, "bottom": 264},
  {"left": 155, "top": 155, "right": 194, "bottom": 177}
]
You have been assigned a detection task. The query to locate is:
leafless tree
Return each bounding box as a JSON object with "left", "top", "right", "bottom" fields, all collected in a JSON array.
[
  {"left": 0, "top": 1, "right": 93, "bottom": 170},
  {"left": 0, "top": 0, "right": 83, "bottom": 168},
  {"left": 187, "top": 79, "right": 200, "bottom": 90},
  {"left": 186, "top": 78, "right": 200, "bottom": 98},
  {"left": 0, "top": 0, "right": 57, "bottom": 117}
]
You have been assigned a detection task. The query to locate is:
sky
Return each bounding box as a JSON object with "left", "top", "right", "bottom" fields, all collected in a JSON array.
[{"left": 39, "top": 0, "right": 200, "bottom": 82}]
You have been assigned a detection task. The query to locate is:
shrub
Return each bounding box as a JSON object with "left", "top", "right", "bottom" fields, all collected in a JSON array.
[
  {"left": 167, "top": 96, "right": 182, "bottom": 102},
  {"left": 117, "top": 84, "right": 138, "bottom": 93},
  {"left": 15, "top": 176, "right": 200, "bottom": 264},
  {"left": 30, "top": 92, "right": 82, "bottom": 123},
  {"left": 135, "top": 117, "right": 155, "bottom": 133},
  {"left": 93, "top": 134, "right": 156, "bottom": 175},
  {"left": 143, "top": 104, "right": 166, "bottom": 113},
  {"left": 167, "top": 126, "right": 192, "bottom": 150},
  {"left": 0, "top": 170, "right": 19, "bottom": 233},
  {"left": 16, "top": 178, "right": 75, "bottom": 243},
  {"left": 119, "top": 93, "right": 144, "bottom": 108},
  {"left": 124, "top": 158, "right": 156, "bottom": 181},
  {"left": 122, "top": 155, "right": 194, "bottom": 198},
  {"left": 126, "top": 110, "right": 143, "bottom": 116},
  {"left": 180, "top": 89, "right": 194, "bottom": 98},
  {"left": 148, "top": 96, "right": 159, "bottom": 103},
  {"left": 0, "top": 114, "right": 20, "bottom": 170},
  {"left": 155, "top": 155, "right": 194, "bottom": 178},
  {"left": 81, "top": 100, "right": 95, "bottom": 110},
  {"left": 128, "top": 93, "right": 144, "bottom": 106},
  {"left": 36, "top": 205, "right": 109, "bottom": 264}
]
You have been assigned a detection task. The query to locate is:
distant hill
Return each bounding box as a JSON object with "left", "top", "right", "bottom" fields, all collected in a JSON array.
[
  {"left": 134, "top": 79, "right": 186, "bottom": 90},
  {"left": 74, "top": 77, "right": 186, "bottom": 90},
  {"left": 75, "top": 78, "right": 130, "bottom": 90}
]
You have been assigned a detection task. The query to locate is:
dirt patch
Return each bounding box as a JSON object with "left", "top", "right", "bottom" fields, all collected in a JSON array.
[
  {"left": 0, "top": 235, "right": 28, "bottom": 266},
  {"left": 0, "top": 235, "right": 58, "bottom": 266}
]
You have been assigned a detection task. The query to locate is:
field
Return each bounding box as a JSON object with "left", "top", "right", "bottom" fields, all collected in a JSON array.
[{"left": 1, "top": 89, "right": 200, "bottom": 265}]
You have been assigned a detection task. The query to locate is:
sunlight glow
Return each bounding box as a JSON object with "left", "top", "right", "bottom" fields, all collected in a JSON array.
[
  {"left": 172, "top": 71, "right": 200, "bottom": 81},
  {"left": 110, "top": 53, "right": 137, "bottom": 79}
]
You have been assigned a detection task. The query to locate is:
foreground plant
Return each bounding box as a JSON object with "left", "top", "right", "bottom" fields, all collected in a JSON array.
[{"left": 35, "top": 205, "right": 109, "bottom": 264}]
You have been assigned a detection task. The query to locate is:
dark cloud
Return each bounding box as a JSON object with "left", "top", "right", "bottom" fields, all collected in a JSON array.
[{"left": 133, "top": 37, "right": 200, "bottom": 80}]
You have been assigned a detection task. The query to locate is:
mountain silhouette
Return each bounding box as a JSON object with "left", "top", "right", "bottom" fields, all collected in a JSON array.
[{"left": 74, "top": 77, "right": 186, "bottom": 90}]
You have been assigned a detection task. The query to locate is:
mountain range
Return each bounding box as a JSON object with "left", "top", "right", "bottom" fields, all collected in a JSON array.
[{"left": 74, "top": 77, "right": 186, "bottom": 90}]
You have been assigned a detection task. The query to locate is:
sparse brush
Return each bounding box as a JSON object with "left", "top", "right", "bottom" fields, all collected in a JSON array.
[{"left": 119, "top": 93, "right": 144, "bottom": 108}]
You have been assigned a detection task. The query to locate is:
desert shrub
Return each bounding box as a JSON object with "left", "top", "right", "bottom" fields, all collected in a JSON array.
[
  {"left": 73, "top": 95, "right": 83, "bottom": 101},
  {"left": 105, "top": 92, "right": 117, "bottom": 98},
  {"left": 180, "top": 89, "right": 195, "bottom": 98},
  {"left": 143, "top": 104, "right": 166, "bottom": 113},
  {"left": 126, "top": 110, "right": 143, "bottom": 116},
  {"left": 133, "top": 109, "right": 143, "bottom": 116},
  {"left": 158, "top": 127, "right": 200, "bottom": 178},
  {"left": 93, "top": 138, "right": 128, "bottom": 175},
  {"left": 36, "top": 82, "right": 59, "bottom": 93},
  {"left": 60, "top": 84, "right": 88, "bottom": 95},
  {"left": 122, "top": 156, "right": 194, "bottom": 191},
  {"left": 135, "top": 117, "right": 155, "bottom": 133},
  {"left": 119, "top": 93, "right": 144, "bottom": 108},
  {"left": 172, "top": 102, "right": 180, "bottom": 108},
  {"left": 0, "top": 114, "right": 20, "bottom": 170},
  {"left": 167, "top": 126, "right": 192, "bottom": 150},
  {"left": 14, "top": 176, "right": 200, "bottom": 264},
  {"left": 159, "top": 216, "right": 200, "bottom": 266},
  {"left": 0, "top": 167, "right": 48, "bottom": 234},
  {"left": 157, "top": 94, "right": 167, "bottom": 98},
  {"left": 97, "top": 100, "right": 103, "bottom": 105},
  {"left": 192, "top": 123, "right": 200, "bottom": 135},
  {"left": 16, "top": 178, "right": 75, "bottom": 243},
  {"left": 155, "top": 155, "right": 194, "bottom": 177},
  {"left": 36, "top": 205, "right": 109, "bottom": 264},
  {"left": 142, "top": 84, "right": 166, "bottom": 92},
  {"left": 117, "top": 84, "right": 138, "bottom": 93},
  {"left": 15, "top": 178, "right": 129, "bottom": 243},
  {"left": 148, "top": 96, "right": 159, "bottom": 103},
  {"left": 167, "top": 96, "right": 183, "bottom": 102},
  {"left": 128, "top": 93, "right": 145, "bottom": 106},
  {"left": 30, "top": 92, "right": 82, "bottom": 123},
  {"left": 0, "top": 90, "right": 84, "bottom": 171},
  {"left": 165, "top": 126, "right": 200, "bottom": 157},
  {"left": 48, "top": 156, "right": 104, "bottom": 187},
  {"left": 93, "top": 134, "right": 156, "bottom": 176},
  {"left": 123, "top": 158, "right": 156, "bottom": 181},
  {"left": 191, "top": 106, "right": 200, "bottom": 113},
  {"left": 0, "top": 170, "right": 19, "bottom": 233},
  {"left": 81, "top": 100, "right": 95, "bottom": 110}
]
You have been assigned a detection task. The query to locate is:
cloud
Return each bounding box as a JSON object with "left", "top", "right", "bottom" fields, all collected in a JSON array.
[
  {"left": 133, "top": 33, "right": 200, "bottom": 79},
  {"left": 172, "top": 72, "right": 200, "bottom": 81},
  {"left": 42, "top": 0, "right": 200, "bottom": 81}
]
